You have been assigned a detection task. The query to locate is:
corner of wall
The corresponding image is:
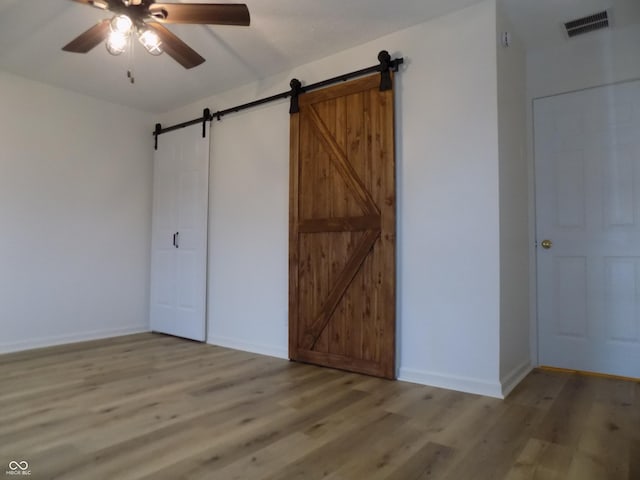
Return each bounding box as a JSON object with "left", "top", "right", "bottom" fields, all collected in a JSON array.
[
  {"left": 398, "top": 367, "right": 504, "bottom": 399},
  {"left": 0, "top": 326, "right": 150, "bottom": 355},
  {"left": 499, "top": 360, "right": 532, "bottom": 398},
  {"left": 207, "top": 335, "right": 288, "bottom": 360},
  {"left": 495, "top": 1, "right": 531, "bottom": 391}
]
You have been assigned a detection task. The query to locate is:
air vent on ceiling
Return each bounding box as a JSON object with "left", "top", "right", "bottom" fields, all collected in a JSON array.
[{"left": 564, "top": 10, "right": 610, "bottom": 38}]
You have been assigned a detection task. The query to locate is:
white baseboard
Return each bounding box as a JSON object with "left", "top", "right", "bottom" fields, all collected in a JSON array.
[
  {"left": 500, "top": 360, "right": 533, "bottom": 398},
  {"left": 207, "top": 335, "right": 288, "bottom": 360},
  {"left": 0, "top": 325, "right": 150, "bottom": 354},
  {"left": 398, "top": 367, "right": 504, "bottom": 399}
]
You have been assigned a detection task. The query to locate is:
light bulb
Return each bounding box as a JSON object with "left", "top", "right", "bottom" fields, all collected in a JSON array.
[
  {"left": 138, "top": 29, "right": 163, "bottom": 55},
  {"left": 106, "top": 31, "right": 128, "bottom": 55},
  {"left": 110, "top": 15, "right": 133, "bottom": 35},
  {"left": 90, "top": 0, "right": 109, "bottom": 9}
]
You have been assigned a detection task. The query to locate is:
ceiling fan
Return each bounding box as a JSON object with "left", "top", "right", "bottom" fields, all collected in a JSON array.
[{"left": 62, "top": 0, "right": 250, "bottom": 69}]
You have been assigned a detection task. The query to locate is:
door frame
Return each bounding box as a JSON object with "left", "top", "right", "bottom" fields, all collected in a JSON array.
[{"left": 530, "top": 77, "right": 640, "bottom": 369}]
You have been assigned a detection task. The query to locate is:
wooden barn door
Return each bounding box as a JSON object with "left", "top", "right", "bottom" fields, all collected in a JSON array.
[{"left": 289, "top": 74, "right": 396, "bottom": 379}]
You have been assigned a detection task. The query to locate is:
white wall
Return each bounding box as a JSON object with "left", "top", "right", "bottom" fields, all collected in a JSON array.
[
  {"left": 496, "top": 1, "right": 530, "bottom": 395},
  {"left": 160, "top": 0, "right": 504, "bottom": 397},
  {"left": 395, "top": 0, "right": 500, "bottom": 396},
  {"left": 528, "top": 24, "right": 640, "bottom": 100},
  {"left": 207, "top": 105, "right": 290, "bottom": 358},
  {"left": 0, "top": 71, "right": 154, "bottom": 353}
]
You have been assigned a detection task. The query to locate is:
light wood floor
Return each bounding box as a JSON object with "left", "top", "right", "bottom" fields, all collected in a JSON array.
[{"left": 0, "top": 333, "right": 638, "bottom": 480}]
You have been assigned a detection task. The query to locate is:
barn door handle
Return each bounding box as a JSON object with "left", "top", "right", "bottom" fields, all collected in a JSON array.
[{"left": 173, "top": 232, "right": 180, "bottom": 248}]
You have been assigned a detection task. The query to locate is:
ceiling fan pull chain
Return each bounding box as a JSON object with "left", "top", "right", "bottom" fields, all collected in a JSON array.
[{"left": 127, "top": 33, "right": 135, "bottom": 84}]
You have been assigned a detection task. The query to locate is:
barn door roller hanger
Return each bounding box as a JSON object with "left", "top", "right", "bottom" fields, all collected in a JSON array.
[{"left": 153, "top": 50, "right": 404, "bottom": 149}]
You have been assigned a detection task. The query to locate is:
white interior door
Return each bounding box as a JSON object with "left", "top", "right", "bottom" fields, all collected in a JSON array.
[
  {"left": 150, "top": 124, "right": 209, "bottom": 341},
  {"left": 535, "top": 80, "right": 640, "bottom": 379}
]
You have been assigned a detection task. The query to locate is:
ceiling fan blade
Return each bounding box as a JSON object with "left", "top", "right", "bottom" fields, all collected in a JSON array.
[
  {"left": 62, "top": 19, "right": 110, "bottom": 53},
  {"left": 148, "top": 23, "right": 205, "bottom": 69},
  {"left": 151, "top": 3, "right": 250, "bottom": 26}
]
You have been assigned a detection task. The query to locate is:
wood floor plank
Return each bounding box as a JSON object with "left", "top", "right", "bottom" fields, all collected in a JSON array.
[
  {"left": 533, "top": 374, "right": 596, "bottom": 446},
  {"left": 630, "top": 439, "right": 640, "bottom": 480},
  {"left": 571, "top": 402, "right": 629, "bottom": 479},
  {"left": 507, "top": 369, "right": 569, "bottom": 411},
  {"left": 425, "top": 394, "right": 506, "bottom": 447},
  {"left": 383, "top": 440, "right": 454, "bottom": 480},
  {"left": 136, "top": 388, "right": 371, "bottom": 479},
  {"left": 630, "top": 381, "right": 640, "bottom": 479},
  {"left": 503, "top": 438, "right": 573, "bottom": 480},
  {"left": 440, "top": 402, "right": 544, "bottom": 480},
  {"left": 263, "top": 412, "right": 409, "bottom": 480},
  {"left": 0, "top": 335, "right": 636, "bottom": 480},
  {"left": 204, "top": 394, "right": 414, "bottom": 480},
  {"left": 322, "top": 424, "right": 452, "bottom": 480}
]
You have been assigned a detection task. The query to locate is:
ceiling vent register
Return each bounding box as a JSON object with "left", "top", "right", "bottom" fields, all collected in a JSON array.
[{"left": 564, "top": 10, "right": 609, "bottom": 38}]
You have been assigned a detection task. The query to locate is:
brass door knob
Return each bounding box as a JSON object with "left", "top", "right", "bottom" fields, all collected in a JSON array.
[{"left": 541, "top": 239, "right": 552, "bottom": 250}]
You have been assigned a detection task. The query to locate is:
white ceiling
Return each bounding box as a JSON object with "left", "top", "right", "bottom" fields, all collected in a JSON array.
[
  {"left": 0, "top": 0, "right": 638, "bottom": 113},
  {"left": 0, "top": 0, "right": 483, "bottom": 113}
]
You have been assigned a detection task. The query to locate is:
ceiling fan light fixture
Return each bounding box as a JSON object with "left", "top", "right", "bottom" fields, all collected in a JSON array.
[
  {"left": 105, "top": 31, "right": 128, "bottom": 55},
  {"left": 90, "top": 0, "right": 109, "bottom": 9},
  {"left": 64, "top": 0, "right": 251, "bottom": 69},
  {"left": 138, "top": 29, "right": 163, "bottom": 55},
  {"left": 110, "top": 15, "right": 133, "bottom": 35}
]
